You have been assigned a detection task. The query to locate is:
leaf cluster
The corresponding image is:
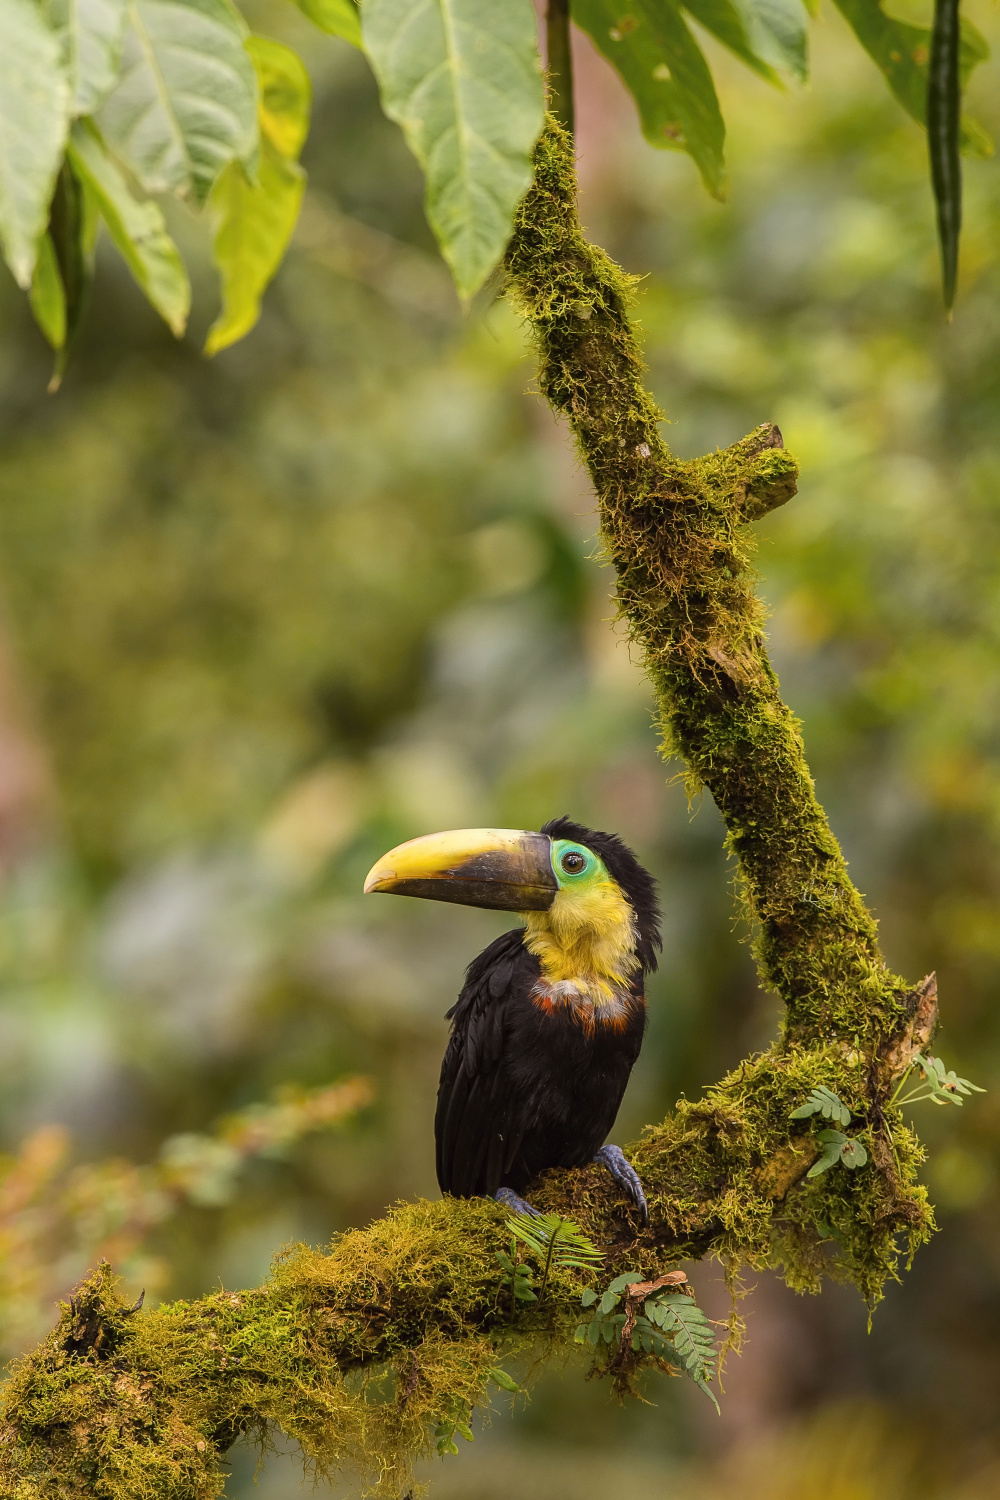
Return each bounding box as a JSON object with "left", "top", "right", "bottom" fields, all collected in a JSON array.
[
  {"left": 791, "top": 1084, "right": 852, "bottom": 1127},
  {"left": 789, "top": 1085, "right": 869, "bottom": 1177},
  {"left": 2, "top": 0, "right": 993, "bottom": 383},
  {"left": 433, "top": 1397, "right": 474, "bottom": 1457},
  {"left": 575, "top": 1271, "right": 719, "bottom": 1409},
  {"left": 892, "top": 1052, "right": 986, "bottom": 1109},
  {"left": 504, "top": 1211, "right": 604, "bottom": 1301}
]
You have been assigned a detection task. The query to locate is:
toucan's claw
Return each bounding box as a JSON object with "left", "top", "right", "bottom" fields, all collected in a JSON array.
[
  {"left": 494, "top": 1186, "right": 540, "bottom": 1217},
  {"left": 594, "top": 1144, "right": 649, "bottom": 1225}
]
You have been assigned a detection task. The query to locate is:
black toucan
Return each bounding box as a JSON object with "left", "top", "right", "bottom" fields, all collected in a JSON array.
[{"left": 364, "top": 816, "right": 661, "bottom": 1220}]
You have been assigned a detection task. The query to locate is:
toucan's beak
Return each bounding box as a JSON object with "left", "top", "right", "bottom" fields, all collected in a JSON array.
[{"left": 364, "top": 828, "right": 557, "bottom": 911}]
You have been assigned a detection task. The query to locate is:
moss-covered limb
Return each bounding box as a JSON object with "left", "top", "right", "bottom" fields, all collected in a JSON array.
[
  {"left": 0, "top": 990, "right": 936, "bottom": 1500},
  {"left": 503, "top": 118, "right": 910, "bottom": 1048}
]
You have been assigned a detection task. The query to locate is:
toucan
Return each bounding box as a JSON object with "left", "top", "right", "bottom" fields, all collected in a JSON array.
[{"left": 364, "top": 817, "right": 661, "bottom": 1220}]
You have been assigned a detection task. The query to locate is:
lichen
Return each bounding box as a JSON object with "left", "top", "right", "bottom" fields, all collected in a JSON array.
[{"left": 0, "top": 117, "right": 939, "bottom": 1500}]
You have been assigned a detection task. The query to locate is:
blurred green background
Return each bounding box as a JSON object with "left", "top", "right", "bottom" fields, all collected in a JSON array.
[{"left": 1, "top": 2, "right": 1000, "bottom": 1494}]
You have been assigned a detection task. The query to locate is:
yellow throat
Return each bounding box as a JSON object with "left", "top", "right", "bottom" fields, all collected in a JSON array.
[{"left": 521, "top": 876, "right": 639, "bottom": 1006}]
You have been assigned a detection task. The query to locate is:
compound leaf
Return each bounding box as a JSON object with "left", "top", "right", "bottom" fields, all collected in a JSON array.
[
  {"left": 0, "top": 0, "right": 70, "bottom": 288},
  {"left": 98, "top": 0, "right": 258, "bottom": 205},
  {"left": 571, "top": 0, "right": 726, "bottom": 199},
  {"left": 66, "top": 120, "right": 190, "bottom": 334},
  {"left": 361, "top": 0, "right": 545, "bottom": 299}
]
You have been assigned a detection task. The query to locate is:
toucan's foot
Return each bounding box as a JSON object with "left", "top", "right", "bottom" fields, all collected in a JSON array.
[
  {"left": 594, "top": 1144, "right": 649, "bottom": 1225},
  {"left": 494, "top": 1186, "right": 540, "bottom": 1217}
]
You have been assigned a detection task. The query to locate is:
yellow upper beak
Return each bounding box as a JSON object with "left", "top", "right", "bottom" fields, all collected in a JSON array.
[{"left": 363, "top": 828, "right": 557, "bottom": 911}]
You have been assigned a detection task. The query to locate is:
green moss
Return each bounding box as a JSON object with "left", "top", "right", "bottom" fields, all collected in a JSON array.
[{"left": 0, "top": 118, "right": 939, "bottom": 1498}]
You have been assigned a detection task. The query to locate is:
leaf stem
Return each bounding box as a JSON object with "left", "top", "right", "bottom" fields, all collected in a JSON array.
[
  {"left": 546, "top": 0, "right": 575, "bottom": 134},
  {"left": 539, "top": 1220, "right": 560, "bottom": 1300}
]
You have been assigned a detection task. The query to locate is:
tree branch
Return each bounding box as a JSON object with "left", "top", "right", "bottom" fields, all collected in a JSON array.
[{"left": 0, "top": 119, "right": 938, "bottom": 1499}]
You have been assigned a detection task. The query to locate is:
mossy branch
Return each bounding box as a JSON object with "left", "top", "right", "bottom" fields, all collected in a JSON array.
[{"left": 0, "top": 119, "right": 939, "bottom": 1499}]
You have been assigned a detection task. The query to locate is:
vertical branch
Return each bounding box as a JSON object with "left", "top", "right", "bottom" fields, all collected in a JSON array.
[{"left": 546, "top": 0, "right": 575, "bottom": 134}]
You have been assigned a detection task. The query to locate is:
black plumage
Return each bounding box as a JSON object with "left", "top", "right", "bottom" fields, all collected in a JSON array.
[{"left": 435, "top": 818, "right": 661, "bottom": 1201}]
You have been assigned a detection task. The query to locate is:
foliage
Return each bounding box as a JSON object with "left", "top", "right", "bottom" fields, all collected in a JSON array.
[
  {"left": 576, "top": 1269, "right": 720, "bottom": 1407},
  {"left": 506, "top": 1210, "right": 604, "bottom": 1298},
  {"left": 806, "top": 1128, "right": 869, "bottom": 1177},
  {"left": 891, "top": 1052, "right": 986, "bottom": 1109},
  {"left": 0, "top": 0, "right": 994, "bottom": 378},
  {"left": 0, "top": 1077, "right": 372, "bottom": 1362},
  {"left": 790, "top": 1084, "right": 852, "bottom": 1127}
]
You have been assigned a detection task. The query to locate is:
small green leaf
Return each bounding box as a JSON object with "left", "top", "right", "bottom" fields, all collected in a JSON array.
[
  {"left": 487, "top": 1365, "right": 520, "bottom": 1393},
  {"left": 288, "top": 0, "right": 362, "bottom": 44},
  {"left": 840, "top": 1138, "right": 868, "bottom": 1169},
  {"left": 571, "top": 0, "right": 726, "bottom": 198},
  {"left": 0, "top": 0, "right": 71, "bottom": 288},
  {"left": 66, "top": 120, "right": 190, "bottom": 335},
  {"left": 29, "top": 233, "right": 67, "bottom": 351},
  {"left": 598, "top": 1289, "right": 620, "bottom": 1315},
  {"left": 607, "top": 1272, "right": 644, "bottom": 1294},
  {"left": 807, "top": 1129, "right": 848, "bottom": 1178},
  {"left": 98, "top": 0, "right": 259, "bottom": 205},
  {"left": 580, "top": 1287, "right": 598, "bottom": 1307},
  {"left": 361, "top": 0, "right": 545, "bottom": 299},
  {"left": 791, "top": 1086, "right": 850, "bottom": 1126}
]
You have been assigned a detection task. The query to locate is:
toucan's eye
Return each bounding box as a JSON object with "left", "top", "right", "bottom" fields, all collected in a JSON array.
[{"left": 561, "top": 850, "right": 586, "bottom": 874}]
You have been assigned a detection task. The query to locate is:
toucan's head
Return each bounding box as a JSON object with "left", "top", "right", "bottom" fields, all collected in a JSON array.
[{"left": 364, "top": 816, "right": 661, "bottom": 977}]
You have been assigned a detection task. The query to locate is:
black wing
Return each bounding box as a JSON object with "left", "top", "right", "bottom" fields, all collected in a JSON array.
[{"left": 434, "top": 928, "right": 539, "bottom": 1199}]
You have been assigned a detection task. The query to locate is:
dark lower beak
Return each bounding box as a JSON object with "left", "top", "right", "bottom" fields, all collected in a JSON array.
[{"left": 363, "top": 828, "right": 556, "bottom": 911}]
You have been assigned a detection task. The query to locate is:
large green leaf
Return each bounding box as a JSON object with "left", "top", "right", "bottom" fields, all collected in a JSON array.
[
  {"left": 288, "top": 0, "right": 362, "bottom": 46},
  {"left": 49, "top": 0, "right": 129, "bottom": 115},
  {"left": 361, "top": 0, "right": 545, "bottom": 300},
  {"left": 97, "top": 0, "right": 258, "bottom": 205},
  {"left": 832, "top": 0, "right": 990, "bottom": 154},
  {"left": 571, "top": 0, "right": 726, "bottom": 198},
  {"left": 0, "top": 0, "right": 70, "bottom": 288},
  {"left": 205, "top": 37, "right": 310, "bottom": 354},
  {"left": 66, "top": 121, "right": 190, "bottom": 333}
]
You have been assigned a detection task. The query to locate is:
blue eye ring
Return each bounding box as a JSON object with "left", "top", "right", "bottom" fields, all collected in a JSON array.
[{"left": 552, "top": 840, "right": 593, "bottom": 878}]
